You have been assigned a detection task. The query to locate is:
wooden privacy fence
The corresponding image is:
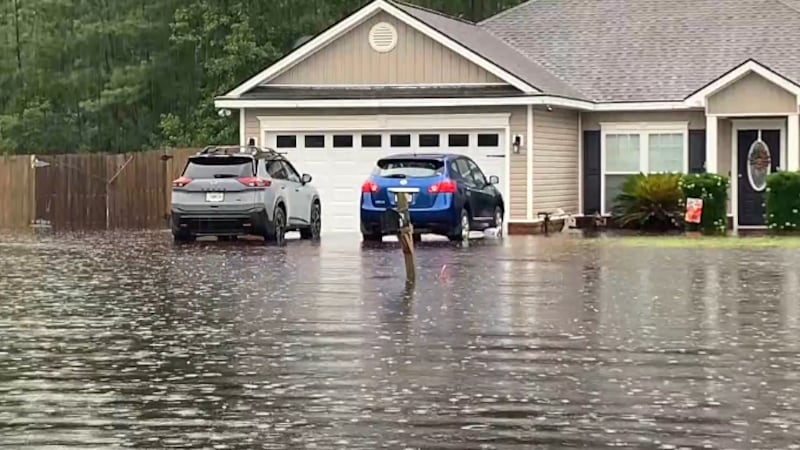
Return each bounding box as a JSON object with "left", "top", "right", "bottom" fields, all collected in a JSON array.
[{"left": 0, "top": 148, "right": 199, "bottom": 231}]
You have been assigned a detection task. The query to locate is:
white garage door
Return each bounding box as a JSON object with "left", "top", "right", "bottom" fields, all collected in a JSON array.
[{"left": 264, "top": 127, "right": 507, "bottom": 234}]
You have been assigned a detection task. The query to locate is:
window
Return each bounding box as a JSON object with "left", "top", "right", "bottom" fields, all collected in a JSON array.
[
  {"left": 266, "top": 160, "right": 288, "bottom": 179},
  {"left": 304, "top": 135, "right": 325, "bottom": 148},
  {"left": 374, "top": 158, "right": 444, "bottom": 178},
  {"left": 466, "top": 159, "right": 488, "bottom": 186},
  {"left": 361, "top": 134, "right": 382, "bottom": 148},
  {"left": 648, "top": 134, "right": 683, "bottom": 172},
  {"left": 455, "top": 159, "right": 473, "bottom": 184},
  {"left": 419, "top": 134, "right": 440, "bottom": 147},
  {"left": 276, "top": 135, "right": 297, "bottom": 148},
  {"left": 183, "top": 157, "right": 254, "bottom": 179},
  {"left": 449, "top": 159, "right": 465, "bottom": 181},
  {"left": 477, "top": 133, "right": 499, "bottom": 147},
  {"left": 448, "top": 134, "right": 469, "bottom": 147},
  {"left": 390, "top": 134, "right": 411, "bottom": 147},
  {"left": 602, "top": 124, "right": 687, "bottom": 213},
  {"left": 282, "top": 161, "right": 301, "bottom": 183},
  {"left": 333, "top": 135, "right": 353, "bottom": 148}
]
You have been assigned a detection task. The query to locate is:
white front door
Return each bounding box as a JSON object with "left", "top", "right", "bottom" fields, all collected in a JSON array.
[{"left": 264, "top": 126, "right": 507, "bottom": 234}]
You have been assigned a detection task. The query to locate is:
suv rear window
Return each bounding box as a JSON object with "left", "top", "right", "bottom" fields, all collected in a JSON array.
[
  {"left": 375, "top": 159, "right": 444, "bottom": 178},
  {"left": 183, "top": 157, "right": 255, "bottom": 179}
]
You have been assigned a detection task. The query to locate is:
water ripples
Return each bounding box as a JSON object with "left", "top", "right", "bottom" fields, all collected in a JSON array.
[{"left": 1, "top": 232, "right": 799, "bottom": 448}]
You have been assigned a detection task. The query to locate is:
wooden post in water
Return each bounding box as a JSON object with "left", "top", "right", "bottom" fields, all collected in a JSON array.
[{"left": 396, "top": 192, "right": 416, "bottom": 284}]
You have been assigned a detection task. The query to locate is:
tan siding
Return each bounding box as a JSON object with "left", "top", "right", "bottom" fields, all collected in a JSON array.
[
  {"left": 708, "top": 73, "right": 798, "bottom": 115},
  {"left": 270, "top": 12, "right": 502, "bottom": 85},
  {"left": 533, "top": 108, "right": 579, "bottom": 214},
  {"left": 582, "top": 111, "right": 706, "bottom": 130},
  {"left": 244, "top": 106, "right": 528, "bottom": 219}
]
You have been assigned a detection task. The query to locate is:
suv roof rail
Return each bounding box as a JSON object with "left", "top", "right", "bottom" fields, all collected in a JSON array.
[{"left": 197, "top": 145, "right": 286, "bottom": 159}]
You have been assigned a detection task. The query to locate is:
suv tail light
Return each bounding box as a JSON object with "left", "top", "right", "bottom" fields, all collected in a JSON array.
[
  {"left": 238, "top": 177, "right": 271, "bottom": 188},
  {"left": 173, "top": 176, "right": 192, "bottom": 188},
  {"left": 361, "top": 180, "right": 379, "bottom": 194},
  {"left": 428, "top": 179, "right": 457, "bottom": 193}
]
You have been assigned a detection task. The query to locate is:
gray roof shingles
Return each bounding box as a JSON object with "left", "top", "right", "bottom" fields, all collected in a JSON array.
[
  {"left": 479, "top": 0, "right": 800, "bottom": 102},
  {"left": 389, "top": 0, "right": 586, "bottom": 99}
]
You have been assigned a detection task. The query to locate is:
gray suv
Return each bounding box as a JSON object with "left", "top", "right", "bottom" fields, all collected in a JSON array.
[{"left": 171, "top": 145, "right": 321, "bottom": 244}]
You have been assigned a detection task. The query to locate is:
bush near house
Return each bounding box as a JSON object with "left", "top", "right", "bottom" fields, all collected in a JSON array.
[
  {"left": 679, "top": 173, "right": 730, "bottom": 235},
  {"left": 612, "top": 173, "right": 684, "bottom": 231},
  {"left": 765, "top": 171, "right": 800, "bottom": 233}
]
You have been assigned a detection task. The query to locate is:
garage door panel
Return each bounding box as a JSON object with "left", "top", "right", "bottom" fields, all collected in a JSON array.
[{"left": 266, "top": 129, "right": 506, "bottom": 234}]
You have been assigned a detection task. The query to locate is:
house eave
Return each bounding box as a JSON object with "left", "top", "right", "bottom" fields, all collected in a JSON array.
[{"left": 214, "top": 96, "right": 696, "bottom": 112}]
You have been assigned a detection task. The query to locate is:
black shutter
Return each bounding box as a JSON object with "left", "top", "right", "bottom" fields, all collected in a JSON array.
[
  {"left": 583, "top": 130, "right": 601, "bottom": 215},
  {"left": 688, "top": 130, "right": 706, "bottom": 173}
]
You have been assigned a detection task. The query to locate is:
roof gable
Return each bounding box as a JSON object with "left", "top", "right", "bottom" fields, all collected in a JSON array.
[
  {"left": 686, "top": 59, "right": 800, "bottom": 108},
  {"left": 226, "top": 0, "right": 539, "bottom": 97},
  {"left": 269, "top": 11, "right": 503, "bottom": 85}
]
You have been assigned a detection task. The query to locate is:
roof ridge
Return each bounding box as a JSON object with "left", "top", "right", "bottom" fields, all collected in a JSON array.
[
  {"left": 478, "top": 0, "right": 542, "bottom": 26},
  {"left": 774, "top": 0, "right": 800, "bottom": 15},
  {"left": 387, "top": 0, "right": 477, "bottom": 25}
]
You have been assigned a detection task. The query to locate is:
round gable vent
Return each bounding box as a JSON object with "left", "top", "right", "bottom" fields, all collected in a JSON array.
[{"left": 368, "top": 22, "right": 398, "bottom": 53}]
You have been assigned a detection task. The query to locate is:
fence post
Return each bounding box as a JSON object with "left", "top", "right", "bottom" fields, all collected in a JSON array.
[{"left": 396, "top": 193, "right": 416, "bottom": 285}]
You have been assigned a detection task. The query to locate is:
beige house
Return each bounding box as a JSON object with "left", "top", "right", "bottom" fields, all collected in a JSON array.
[{"left": 216, "top": 0, "right": 800, "bottom": 233}]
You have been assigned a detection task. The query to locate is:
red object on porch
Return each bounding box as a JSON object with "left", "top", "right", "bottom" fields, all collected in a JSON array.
[{"left": 685, "top": 198, "right": 703, "bottom": 224}]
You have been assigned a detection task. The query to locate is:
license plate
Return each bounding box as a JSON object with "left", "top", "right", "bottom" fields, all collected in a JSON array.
[
  {"left": 393, "top": 193, "right": 415, "bottom": 204},
  {"left": 205, "top": 192, "right": 224, "bottom": 202}
]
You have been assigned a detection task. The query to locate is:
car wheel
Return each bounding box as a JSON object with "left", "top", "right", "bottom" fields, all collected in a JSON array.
[
  {"left": 265, "top": 205, "right": 287, "bottom": 246},
  {"left": 448, "top": 209, "right": 470, "bottom": 242},
  {"left": 300, "top": 202, "right": 322, "bottom": 240},
  {"left": 492, "top": 206, "right": 504, "bottom": 238}
]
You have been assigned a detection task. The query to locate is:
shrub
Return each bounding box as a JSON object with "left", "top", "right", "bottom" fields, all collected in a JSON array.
[
  {"left": 765, "top": 171, "right": 800, "bottom": 233},
  {"left": 679, "top": 173, "right": 730, "bottom": 235},
  {"left": 612, "top": 173, "right": 684, "bottom": 230}
]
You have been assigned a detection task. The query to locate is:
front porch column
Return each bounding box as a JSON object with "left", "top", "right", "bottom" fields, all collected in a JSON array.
[
  {"left": 705, "top": 115, "right": 718, "bottom": 173},
  {"left": 788, "top": 113, "right": 799, "bottom": 171}
]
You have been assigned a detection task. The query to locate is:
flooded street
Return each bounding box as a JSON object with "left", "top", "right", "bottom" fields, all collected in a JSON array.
[{"left": 1, "top": 232, "right": 800, "bottom": 449}]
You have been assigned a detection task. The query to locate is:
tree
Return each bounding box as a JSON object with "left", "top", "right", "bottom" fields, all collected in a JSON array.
[{"left": 0, "top": 0, "right": 526, "bottom": 154}]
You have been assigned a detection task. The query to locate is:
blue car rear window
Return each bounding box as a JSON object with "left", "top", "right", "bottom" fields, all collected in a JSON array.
[{"left": 375, "top": 159, "right": 444, "bottom": 178}]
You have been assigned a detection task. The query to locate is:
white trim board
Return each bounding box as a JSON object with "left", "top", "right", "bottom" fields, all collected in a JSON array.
[
  {"left": 686, "top": 60, "right": 800, "bottom": 107},
  {"left": 256, "top": 113, "right": 511, "bottom": 131},
  {"left": 226, "top": 0, "right": 537, "bottom": 97},
  {"left": 266, "top": 82, "right": 510, "bottom": 88},
  {"left": 216, "top": 96, "right": 694, "bottom": 112},
  {"left": 526, "top": 105, "right": 534, "bottom": 220},
  {"left": 730, "top": 118, "right": 787, "bottom": 232}
]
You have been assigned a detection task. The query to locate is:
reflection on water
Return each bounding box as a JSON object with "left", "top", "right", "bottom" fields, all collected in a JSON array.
[{"left": 1, "top": 232, "right": 799, "bottom": 449}]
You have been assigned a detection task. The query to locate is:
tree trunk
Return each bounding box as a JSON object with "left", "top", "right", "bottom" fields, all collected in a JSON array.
[{"left": 13, "top": 0, "right": 22, "bottom": 71}]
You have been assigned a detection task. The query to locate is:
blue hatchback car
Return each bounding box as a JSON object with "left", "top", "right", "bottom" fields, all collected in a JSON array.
[{"left": 360, "top": 153, "right": 504, "bottom": 242}]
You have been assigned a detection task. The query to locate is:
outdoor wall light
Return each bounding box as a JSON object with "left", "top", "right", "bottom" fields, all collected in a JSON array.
[
  {"left": 218, "top": 108, "right": 232, "bottom": 117},
  {"left": 512, "top": 135, "right": 523, "bottom": 154}
]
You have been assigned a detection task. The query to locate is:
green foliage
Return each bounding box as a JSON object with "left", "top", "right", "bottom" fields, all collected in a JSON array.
[
  {"left": 612, "top": 173, "right": 684, "bottom": 230},
  {"left": 0, "top": 0, "right": 527, "bottom": 153},
  {"left": 679, "top": 173, "right": 730, "bottom": 235},
  {"left": 765, "top": 171, "right": 800, "bottom": 233}
]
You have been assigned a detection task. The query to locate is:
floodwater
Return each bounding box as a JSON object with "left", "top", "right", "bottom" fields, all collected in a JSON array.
[{"left": 1, "top": 232, "right": 800, "bottom": 449}]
